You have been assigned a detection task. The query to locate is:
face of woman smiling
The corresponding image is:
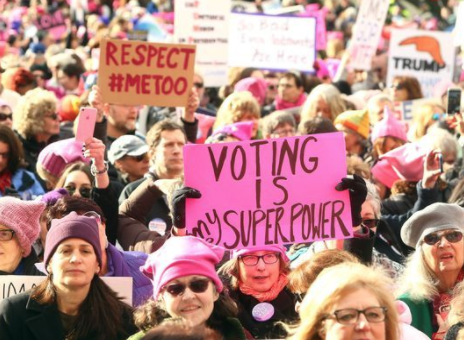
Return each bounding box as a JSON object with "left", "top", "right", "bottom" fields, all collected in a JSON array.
[{"left": 160, "top": 275, "right": 218, "bottom": 328}]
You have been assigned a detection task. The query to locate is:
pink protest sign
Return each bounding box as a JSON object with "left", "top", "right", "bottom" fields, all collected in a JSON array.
[
  {"left": 35, "top": 10, "right": 67, "bottom": 40},
  {"left": 184, "top": 132, "right": 352, "bottom": 250}
]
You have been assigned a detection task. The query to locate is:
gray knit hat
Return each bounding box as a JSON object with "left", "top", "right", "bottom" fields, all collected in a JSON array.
[{"left": 401, "top": 203, "right": 464, "bottom": 248}]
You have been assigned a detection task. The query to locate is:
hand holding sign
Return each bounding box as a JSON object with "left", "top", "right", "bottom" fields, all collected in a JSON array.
[
  {"left": 335, "top": 174, "right": 367, "bottom": 227},
  {"left": 172, "top": 187, "right": 202, "bottom": 229}
]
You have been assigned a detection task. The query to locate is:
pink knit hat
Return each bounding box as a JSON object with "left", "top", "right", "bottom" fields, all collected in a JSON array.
[
  {"left": 141, "top": 236, "right": 225, "bottom": 298},
  {"left": 212, "top": 121, "right": 254, "bottom": 141},
  {"left": 371, "top": 142, "right": 429, "bottom": 188},
  {"left": 0, "top": 197, "right": 45, "bottom": 256},
  {"left": 233, "top": 245, "right": 289, "bottom": 263},
  {"left": 370, "top": 106, "right": 407, "bottom": 143},
  {"left": 38, "top": 138, "right": 91, "bottom": 178},
  {"left": 234, "top": 77, "right": 268, "bottom": 106}
]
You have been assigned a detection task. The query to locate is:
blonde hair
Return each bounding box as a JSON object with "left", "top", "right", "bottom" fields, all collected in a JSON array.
[
  {"left": 287, "top": 263, "right": 399, "bottom": 340},
  {"left": 300, "top": 84, "right": 346, "bottom": 123},
  {"left": 408, "top": 100, "right": 444, "bottom": 142},
  {"left": 13, "top": 88, "right": 57, "bottom": 139},
  {"left": 213, "top": 92, "right": 260, "bottom": 131}
]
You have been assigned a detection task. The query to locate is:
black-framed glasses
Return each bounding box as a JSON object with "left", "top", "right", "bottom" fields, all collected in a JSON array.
[
  {"left": 326, "top": 307, "right": 387, "bottom": 325},
  {"left": 361, "top": 219, "right": 381, "bottom": 229},
  {"left": 0, "top": 113, "right": 12, "bottom": 121},
  {"left": 0, "top": 229, "right": 15, "bottom": 241},
  {"left": 193, "top": 82, "right": 204, "bottom": 89},
  {"left": 44, "top": 113, "right": 59, "bottom": 120},
  {"left": 163, "top": 278, "right": 211, "bottom": 297},
  {"left": 423, "top": 230, "right": 463, "bottom": 246},
  {"left": 239, "top": 253, "right": 280, "bottom": 266},
  {"left": 64, "top": 185, "right": 92, "bottom": 198}
]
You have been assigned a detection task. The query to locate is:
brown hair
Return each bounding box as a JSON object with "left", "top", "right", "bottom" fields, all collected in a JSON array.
[
  {"left": 392, "top": 75, "right": 423, "bottom": 100},
  {"left": 54, "top": 162, "right": 93, "bottom": 190},
  {"left": 146, "top": 119, "right": 186, "bottom": 151},
  {"left": 0, "top": 125, "right": 25, "bottom": 173}
]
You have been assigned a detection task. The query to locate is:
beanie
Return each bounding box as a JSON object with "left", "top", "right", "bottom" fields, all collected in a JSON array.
[
  {"left": 234, "top": 77, "right": 268, "bottom": 106},
  {"left": 0, "top": 197, "right": 45, "bottom": 256},
  {"left": 141, "top": 236, "right": 224, "bottom": 298},
  {"left": 59, "top": 95, "right": 81, "bottom": 122},
  {"left": 371, "top": 142, "right": 429, "bottom": 188},
  {"left": 371, "top": 106, "right": 407, "bottom": 143},
  {"left": 44, "top": 212, "right": 102, "bottom": 269},
  {"left": 334, "top": 110, "right": 370, "bottom": 140},
  {"left": 212, "top": 121, "right": 254, "bottom": 142},
  {"left": 233, "top": 244, "right": 289, "bottom": 263},
  {"left": 38, "top": 138, "right": 90, "bottom": 178}
]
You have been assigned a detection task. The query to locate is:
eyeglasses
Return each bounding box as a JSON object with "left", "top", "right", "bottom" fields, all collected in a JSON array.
[
  {"left": 325, "top": 307, "right": 387, "bottom": 325},
  {"left": 423, "top": 230, "right": 463, "bottom": 246},
  {"left": 126, "top": 153, "right": 147, "bottom": 162},
  {"left": 278, "top": 83, "right": 295, "bottom": 89},
  {"left": 273, "top": 128, "right": 295, "bottom": 137},
  {"left": 0, "top": 113, "right": 12, "bottom": 121},
  {"left": 193, "top": 82, "right": 204, "bottom": 89},
  {"left": 361, "top": 219, "right": 381, "bottom": 229},
  {"left": 44, "top": 113, "right": 59, "bottom": 120},
  {"left": 83, "top": 211, "right": 102, "bottom": 224},
  {"left": 0, "top": 229, "right": 15, "bottom": 241},
  {"left": 64, "top": 185, "right": 92, "bottom": 198},
  {"left": 391, "top": 83, "right": 405, "bottom": 91},
  {"left": 239, "top": 253, "right": 280, "bottom": 266},
  {"left": 163, "top": 278, "right": 211, "bottom": 297}
]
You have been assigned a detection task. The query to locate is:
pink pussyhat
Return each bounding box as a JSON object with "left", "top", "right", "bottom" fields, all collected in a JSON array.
[
  {"left": 232, "top": 244, "right": 289, "bottom": 263},
  {"left": 234, "top": 77, "right": 268, "bottom": 106},
  {"left": 370, "top": 106, "right": 407, "bottom": 143},
  {"left": 212, "top": 121, "right": 254, "bottom": 141}
]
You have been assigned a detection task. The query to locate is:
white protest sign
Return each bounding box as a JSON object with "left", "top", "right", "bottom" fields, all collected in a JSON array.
[
  {"left": 349, "top": 0, "right": 389, "bottom": 70},
  {"left": 387, "top": 29, "right": 455, "bottom": 98},
  {"left": 228, "top": 13, "right": 316, "bottom": 72},
  {"left": 453, "top": 1, "right": 464, "bottom": 47},
  {"left": 175, "top": 0, "right": 230, "bottom": 87},
  {"left": 0, "top": 276, "right": 133, "bottom": 306}
]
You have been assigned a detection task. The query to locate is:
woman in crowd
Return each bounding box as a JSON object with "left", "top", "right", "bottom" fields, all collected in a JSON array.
[
  {"left": 445, "top": 281, "right": 464, "bottom": 340},
  {"left": 408, "top": 101, "right": 447, "bottom": 142},
  {"left": 130, "top": 236, "right": 249, "bottom": 340},
  {"left": 398, "top": 203, "right": 464, "bottom": 338},
  {"left": 0, "top": 125, "right": 44, "bottom": 199},
  {"left": 0, "top": 197, "right": 45, "bottom": 275},
  {"left": 299, "top": 83, "right": 347, "bottom": 123},
  {"left": 13, "top": 88, "right": 61, "bottom": 179},
  {"left": 55, "top": 162, "right": 93, "bottom": 199},
  {"left": 213, "top": 91, "right": 261, "bottom": 139},
  {"left": 390, "top": 75, "right": 423, "bottom": 102},
  {"left": 218, "top": 244, "right": 298, "bottom": 339},
  {"left": 286, "top": 263, "right": 400, "bottom": 340},
  {"left": 0, "top": 99, "right": 13, "bottom": 129},
  {"left": 0, "top": 212, "right": 137, "bottom": 339}
]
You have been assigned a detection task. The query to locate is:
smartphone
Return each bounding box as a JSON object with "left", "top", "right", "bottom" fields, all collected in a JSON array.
[
  {"left": 75, "top": 107, "right": 97, "bottom": 143},
  {"left": 447, "top": 88, "right": 462, "bottom": 115},
  {"left": 438, "top": 153, "right": 444, "bottom": 173}
]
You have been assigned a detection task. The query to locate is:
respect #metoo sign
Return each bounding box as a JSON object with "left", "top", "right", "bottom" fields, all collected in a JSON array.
[
  {"left": 185, "top": 132, "right": 353, "bottom": 249},
  {"left": 98, "top": 39, "right": 196, "bottom": 107}
]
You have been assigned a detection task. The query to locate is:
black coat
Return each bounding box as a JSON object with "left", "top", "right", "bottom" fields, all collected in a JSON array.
[{"left": 0, "top": 292, "right": 136, "bottom": 340}]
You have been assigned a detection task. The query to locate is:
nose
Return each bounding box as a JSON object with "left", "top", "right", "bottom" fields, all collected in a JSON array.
[
  {"left": 355, "top": 313, "right": 371, "bottom": 331},
  {"left": 182, "top": 286, "right": 195, "bottom": 299},
  {"left": 69, "top": 251, "right": 82, "bottom": 263},
  {"left": 256, "top": 257, "right": 266, "bottom": 270},
  {"left": 438, "top": 235, "right": 451, "bottom": 247}
]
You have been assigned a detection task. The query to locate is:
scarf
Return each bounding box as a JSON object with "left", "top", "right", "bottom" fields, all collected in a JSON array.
[
  {"left": 238, "top": 273, "right": 289, "bottom": 302},
  {"left": 275, "top": 93, "right": 307, "bottom": 111},
  {"left": 431, "top": 270, "right": 464, "bottom": 340},
  {"left": 0, "top": 170, "right": 12, "bottom": 194}
]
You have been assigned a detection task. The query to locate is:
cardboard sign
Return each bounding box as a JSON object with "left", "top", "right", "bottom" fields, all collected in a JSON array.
[
  {"left": 98, "top": 39, "right": 196, "bottom": 107},
  {"left": 35, "top": 10, "right": 67, "bottom": 40},
  {"left": 228, "top": 13, "right": 316, "bottom": 72},
  {"left": 349, "top": 0, "right": 389, "bottom": 70},
  {"left": 387, "top": 29, "right": 455, "bottom": 98},
  {"left": 175, "top": 0, "right": 230, "bottom": 87},
  {"left": 0, "top": 276, "right": 133, "bottom": 306},
  {"left": 184, "top": 133, "right": 352, "bottom": 250}
]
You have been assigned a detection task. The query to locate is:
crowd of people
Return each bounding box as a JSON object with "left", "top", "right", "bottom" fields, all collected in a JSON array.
[{"left": 0, "top": 0, "right": 463, "bottom": 339}]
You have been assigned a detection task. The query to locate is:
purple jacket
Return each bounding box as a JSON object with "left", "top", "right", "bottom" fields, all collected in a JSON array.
[{"left": 106, "top": 244, "right": 152, "bottom": 306}]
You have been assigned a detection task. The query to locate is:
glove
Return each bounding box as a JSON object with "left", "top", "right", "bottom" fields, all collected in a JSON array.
[
  {"left": 172, "top": 187, "right": 201, "bottom": 229},
  {"left": 335, "top": 174, "right": 367, "bottom": 226}
]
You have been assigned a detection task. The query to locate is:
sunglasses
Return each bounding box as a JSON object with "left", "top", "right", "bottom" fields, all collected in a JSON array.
[
  {"left": 362, "top": 219, "right": 381, "bottom": 229},
  {"left": 163, "top": 279, "right": 211, "bottom": 297},
  {"left": 0, "top": 113, "right": 12, "bottom": 121},
  {"left": 193, "top": 82, "right": 204, "bottom": 89},
  {"left": 268, "top": 84, "right": 276, "bottom": 91},
  {"left": 45, "top": 113, "right": 59, "bottom": 120},
  {"left": 423, "top": 230, "right": 463, "bottom": 246},
  {"left": 127, "top": 153, "right": 147, "bottom": 162},
  {"left": 64, "top": 185, "right": 91, "bottom": 198},
  {"left": 391, "top": 83, "right": 405, "bottom": 91}
]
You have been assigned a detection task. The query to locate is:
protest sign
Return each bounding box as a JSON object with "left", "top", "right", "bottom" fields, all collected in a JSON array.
[
  {"left": 453, "top": 1, "right": 464, "bottom": 47},
  {"left": 228, "top": 13, "right": 316, "bottom": 72},
  {"left": 35, "top": 10, "right": 67, "bottom": 40},
  {"left": 98, "top": 39, "right": 196, "bottom": 107},
  {"left": 387, "top": 29, "right": 455, "bottom": 98},
  {"left": 349, "top": 0, "right": 389, "bottom": 70},
  {"left": 175, "top": 0, "right": 230, "bottom": 87},
  {"left": 0, "top": 276, "right": 133, "bottom": 305},
  {"left": 184, "top": 132, "right": 352, "bottom": 250}
]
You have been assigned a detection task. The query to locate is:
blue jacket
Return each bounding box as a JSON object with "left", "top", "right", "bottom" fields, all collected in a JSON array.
[
  {"left": 105, "top": 244, "right": 152, "bottom": 306},
  {"left": 0, "top": 168, "right": 45, "bottom": 200}
]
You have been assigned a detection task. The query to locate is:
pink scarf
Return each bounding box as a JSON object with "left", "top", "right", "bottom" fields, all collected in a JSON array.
[
  {"left": 275, "top": 93, "right": 307, "bottom": 111},
  {"left": 238, "top": 273, "right": 289, "bottom": 302}
]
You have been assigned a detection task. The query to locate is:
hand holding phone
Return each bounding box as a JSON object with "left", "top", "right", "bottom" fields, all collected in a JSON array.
[
  {"left": 447, "top": 88, "right": 462, "bottom": 115},
  {"left": 75, "top": 108, "right": 97, "bottom": 143},
  {"left": 438, "top": 153, "right": 444, "bottom": 173}
]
